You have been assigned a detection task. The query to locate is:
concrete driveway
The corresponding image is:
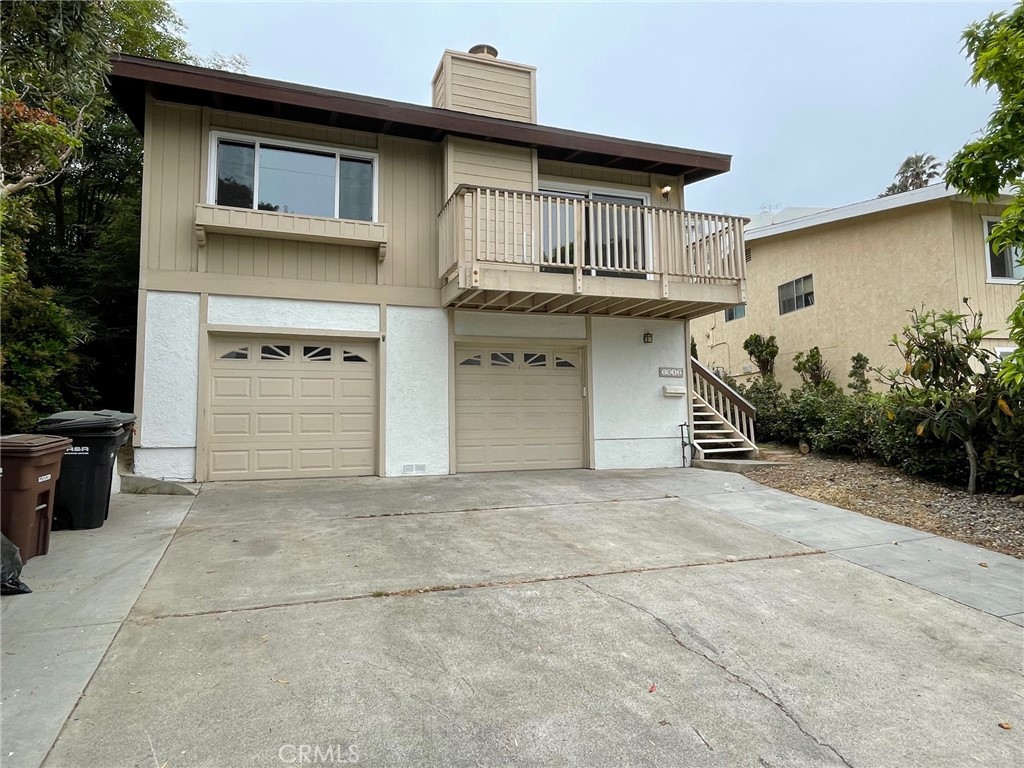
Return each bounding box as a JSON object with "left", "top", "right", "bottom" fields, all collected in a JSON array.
[{"left": 28, "top": 469, "right": 1024, "bottom": 766}]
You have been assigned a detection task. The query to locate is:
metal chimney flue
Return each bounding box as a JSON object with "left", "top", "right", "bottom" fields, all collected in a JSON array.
[{"left": 468, "top": 44, "right": 498, "bottom": 59}]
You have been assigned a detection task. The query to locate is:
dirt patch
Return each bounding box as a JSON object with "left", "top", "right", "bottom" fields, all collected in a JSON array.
[{"left": 747, "top": 445, "right": 1024, "bottom": 559}]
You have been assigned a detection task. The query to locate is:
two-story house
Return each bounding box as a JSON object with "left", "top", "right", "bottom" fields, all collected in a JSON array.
[
  {"left": 693, "top": 184, "right": 1019, "bottom": 391},
  {"left": 109, "top": 46, "right": 754, "bottom": 482}
]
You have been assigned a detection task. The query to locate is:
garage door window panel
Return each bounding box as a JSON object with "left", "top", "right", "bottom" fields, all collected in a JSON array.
[
  {"left": 303, "top": 346, "right": 333, "bottom": 363},
  {"left": 261, "top": 344, "right": 292, "bottom": 361}
]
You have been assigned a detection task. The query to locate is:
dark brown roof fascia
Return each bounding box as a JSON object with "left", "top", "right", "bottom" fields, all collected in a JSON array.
[{"left": 108, "top": 55, "right": 731, "bottom": 183}]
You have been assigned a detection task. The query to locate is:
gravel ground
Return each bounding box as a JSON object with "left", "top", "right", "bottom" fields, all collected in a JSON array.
[{"left": 746, "top": 445, "right": 1024, "bottom": 559}]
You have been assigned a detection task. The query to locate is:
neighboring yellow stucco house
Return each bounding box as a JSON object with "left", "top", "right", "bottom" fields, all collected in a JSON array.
[{"left": 693, "top": 185, "right": 1021, "bottom": 391}]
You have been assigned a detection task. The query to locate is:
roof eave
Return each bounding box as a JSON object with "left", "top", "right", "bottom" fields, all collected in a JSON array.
[{"left": 107, "top": 55, "right": 731, "bottom": 183}]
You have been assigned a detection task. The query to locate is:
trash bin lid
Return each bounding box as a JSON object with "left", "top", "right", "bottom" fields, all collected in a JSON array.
[
  {"left": 94, "top": 409, "right": 137, "bottom": 425},
  {"left": 37, "top": 411, "right": 122, "bottom": 432},
  {"left": 1, "top": 433, "right": 73, "bottom": 456}
]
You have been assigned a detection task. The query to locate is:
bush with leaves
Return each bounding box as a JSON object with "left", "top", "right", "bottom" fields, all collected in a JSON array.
[
  {"left": 0, "top": 279, "right": 92, "bottom": 431},
  {"left": 848, "top": 353, "right": 871, "bottom": 394},
  {"left": 878, "top": 306, "right": 1017, "bottom": 493},
  {"left": 743, "top": 333, "right": 779, "bottom": 378},
  {"left": 793, "top": 346, "right": 832, "bottom": 388}
]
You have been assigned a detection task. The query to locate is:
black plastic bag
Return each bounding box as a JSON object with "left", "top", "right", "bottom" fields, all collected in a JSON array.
[{"left": 1, "top": 534, "right": 32, "bottom": 595}]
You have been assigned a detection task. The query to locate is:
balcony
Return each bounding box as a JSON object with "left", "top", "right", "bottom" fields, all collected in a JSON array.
[{"left": 438, "top": 186, "right": 747, "bottom": 319}]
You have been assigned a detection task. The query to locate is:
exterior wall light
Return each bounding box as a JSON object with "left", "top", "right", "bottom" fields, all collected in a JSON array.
[
  {"left": 643, "top": 332, "right": 654, "bottom": 344},
  {"left": 660, "top": 185, "right": 672, "bottom": 200}
]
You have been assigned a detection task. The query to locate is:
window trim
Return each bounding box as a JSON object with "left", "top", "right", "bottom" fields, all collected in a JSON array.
[
  {"left": 724, "top": 304, "right": 746, "bottom": 322},
  {"left": 983, "top": 216, "right": 1023, "bottom": 285},
  {"left": 206, "top": 130, "right": 379, "bottom": 222},
  {"left": 994, "top": 346, "right": 1016, "bottom": 361},
  {"left": 777, "top": 273, "right": 815, "bottom": 316},
  {"left": 538, "top": 181, "right": 654, "bottom": 277}
]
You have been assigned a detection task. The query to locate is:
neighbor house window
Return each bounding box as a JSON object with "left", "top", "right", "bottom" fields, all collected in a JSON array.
[
  {"left": 211, "top": 132, "right": 377, "bottom": 221},
  {"left": 725, "top": 305, "right": 746, "bottom": 322},
  {"left": 995, "top": 347, "right": 1016, "bottom": 361},
  {"left": 985, "top": 219, "right": 1023, "bottom": 283},
  {"left": 778, "top": 274, "right": 814, "bottom": 315}
]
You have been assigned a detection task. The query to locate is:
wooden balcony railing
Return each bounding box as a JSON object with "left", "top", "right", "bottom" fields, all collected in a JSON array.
[
  {"left": 691, "top": 357, "right": 757, "bottom": 447},
  {"left": 438, "top": 186, "right": 747, "bottom": 287}
]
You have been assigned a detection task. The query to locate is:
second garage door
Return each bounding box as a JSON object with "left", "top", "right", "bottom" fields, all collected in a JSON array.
[
  {"left": 207, "top": 337, "right": 377, "bottom": 480},
  {"left": 455, "top": 347, "right": 585, "bottom": 472}
]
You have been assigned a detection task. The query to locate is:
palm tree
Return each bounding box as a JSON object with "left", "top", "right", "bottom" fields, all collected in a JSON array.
[{"left": 879, "top": 153, "right": 943, "bottom": 197}]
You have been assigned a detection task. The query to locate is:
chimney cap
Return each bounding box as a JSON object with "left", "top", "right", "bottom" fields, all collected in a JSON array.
[{"left": 468, "top": 44, "right": 499, "bottom": 59}]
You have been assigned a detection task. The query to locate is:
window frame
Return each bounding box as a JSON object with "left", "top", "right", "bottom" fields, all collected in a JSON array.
[
  {"left": 725, "top": 304, "right": 746, "bottom": 322},
  {"left": 777, "top": 274, "right": 815, "bottom": 316},
  {"left": 206, "top": 130, "right": 379, "bottom": 222},
  {"left": 983, "top": 216, "right": 1023, "bottom": 285},
  {"left": 994, "top": 347, "right": 1016, "bottom": 361},
  {"left": 537, "top": 180, "right": 654, "bottom": 277}
]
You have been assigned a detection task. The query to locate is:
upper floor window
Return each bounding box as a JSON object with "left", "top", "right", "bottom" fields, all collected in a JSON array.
[
  {"left": 778, "top": 274, "right": 814, "bottom": 315},
  {"left": 725, "top": 305, "right": 746, "bottom": 322},
  {"left": 211, "top": 132, "right": 377, "bottom": 221},
  {"left": 985, "top": 218, "right": 1023, "bottom": 284}
]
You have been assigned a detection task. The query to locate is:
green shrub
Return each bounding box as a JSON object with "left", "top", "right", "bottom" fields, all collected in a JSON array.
[
  {"left": 0, "top": 279, "right": 91, "bottom": 432},
  {"left": 848, "top": 353, "right": 871, "bottom": 395},
  {"left": 808, "top": 392, "right": 876, "bottom": 459},
  {"left": 793, "top": 346, "right": 832, "bottom": 388}
]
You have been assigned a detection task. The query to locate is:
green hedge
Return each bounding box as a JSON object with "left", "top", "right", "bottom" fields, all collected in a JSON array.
[{"left": 740, "top": 378, "right": 1024, "bottom": 495}]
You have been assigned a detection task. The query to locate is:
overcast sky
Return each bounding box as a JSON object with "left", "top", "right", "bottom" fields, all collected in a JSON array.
[{"left": 174, "top": 1, "right": 1011, "bottom": 215}]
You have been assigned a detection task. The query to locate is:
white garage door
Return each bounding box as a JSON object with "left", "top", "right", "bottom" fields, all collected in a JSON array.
[
  {"left": 455, "top": 347, "right": 585, "bottom": 472},
  {"left": 207, "top": 337, "right": 376, "bottom": 480}
]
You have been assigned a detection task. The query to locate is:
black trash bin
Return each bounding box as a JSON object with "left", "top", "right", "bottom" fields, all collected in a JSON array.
[
  {"left": 92, "top": 410, "right": 136, "bottom": 520},
  {"left": 36, "top": 412, "right": 124, "bottom": 530}
]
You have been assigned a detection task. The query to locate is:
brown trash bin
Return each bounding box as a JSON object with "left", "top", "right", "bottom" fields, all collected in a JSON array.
[{"left": 1, "top": 434, "right": 72, "bottom": 561}]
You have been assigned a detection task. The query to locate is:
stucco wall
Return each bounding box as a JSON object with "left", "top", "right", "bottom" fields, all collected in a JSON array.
[
  {"left": 207, "top": 295, "right": 379, "bottom": 332},
  {"left": 138, "top": 291, "right": 200, "bottom": 480},
  {"left": 454, "top": 310, "right": 586, "bottom": 339},
  {"left": 692, "top": 201, "right": 961, "bottom": 391},
  {"left": 385, "top": 307, "right": 449, "bottom": 476},
  {"left": 591, "top": 317, "right": 687, "bottom": 469}
]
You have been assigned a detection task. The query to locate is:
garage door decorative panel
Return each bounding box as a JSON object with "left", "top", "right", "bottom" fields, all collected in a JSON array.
[
  {"left": 455, "top": 347, "right": 584, "bottom": 472},
  {"left": 208, "top": 337, "right": 376, "bottom": 480}
]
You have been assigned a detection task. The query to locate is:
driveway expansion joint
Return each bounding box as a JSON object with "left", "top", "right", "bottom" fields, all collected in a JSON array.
[
  {"left": 575, "top": 578, "right": 854, "bottom": 768},
  {"left": 142, "top": 549, "right": 823, "bottom": 621},
  {"left": 346, "top": 495, "right": 674, "bottom": 519}
]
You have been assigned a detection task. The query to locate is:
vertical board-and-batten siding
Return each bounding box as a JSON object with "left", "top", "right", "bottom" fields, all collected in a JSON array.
[
  {"left": 950, "top": 200, "right": 1016, "bottom": 338},
  {"left": 433, "top": 51, "right": 536, "bottom": 124},
  {"left": 143, "top": 99, "right": 203, "bottom": 273},
  {"left": 142, "top": 99, "right": 442, "bottom": 291},
  {"left": 447, "top": 137, "right": 535, "bottom": 194}
]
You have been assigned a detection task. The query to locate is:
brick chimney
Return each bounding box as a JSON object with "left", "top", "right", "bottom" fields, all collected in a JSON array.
[{"left": 432, "top": 45, "right": 537, "bottom": 123}]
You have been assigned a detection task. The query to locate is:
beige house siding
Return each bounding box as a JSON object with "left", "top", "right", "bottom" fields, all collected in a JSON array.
[
  {"left": 433, "top": 51, "right": 536, "bottom": 123},
  {"left": 445, "top": 137, "right": 535, "bottom": 195},
  {"left": 142, "top": 100, "right": 203, "bottom": 273},
  {"left": 538, "top": 159, "right": 684, "bottom": 210},
  {"left": 693, "top": 201, "right": 960, "bottom": 391},
  {"left": 951, "top": 200, "right": 1016, "bottom": 342},
  {"left": 141, "top": 98, "right": 442, "bottom": 293}
]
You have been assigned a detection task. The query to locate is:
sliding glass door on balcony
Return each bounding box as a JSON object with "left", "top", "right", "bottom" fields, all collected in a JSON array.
[{"left": 539, "top": 190, "right": 650, "bottom": 277}]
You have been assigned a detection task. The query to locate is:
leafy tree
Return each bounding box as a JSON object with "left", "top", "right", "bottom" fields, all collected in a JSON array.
[
  {"left": 743, "top": 333, "right": 778, "bottom": 378},
  {"left": 793, "top": 346, "right": 832, "bottom": 388},
  {"left": 944, "top": 2, "right": 1024, "bottom": 393},
  {"left": 880, "top": 306, "right": 1015, "bottom": 494},
  {"left": 879, "top": 153, "right": 943, "bottom": 197},
  {"left": 848, "top": 353, "right": 871, "bottom": 395},
  {"left": 2, "top": 0, "right": 242, "bottom": 428},
  {"left": 690, "top": 335, "right": 698, "bottom": 360},
  {"left": 0, "top": 0, "right": 111, "bottom": 199}
]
